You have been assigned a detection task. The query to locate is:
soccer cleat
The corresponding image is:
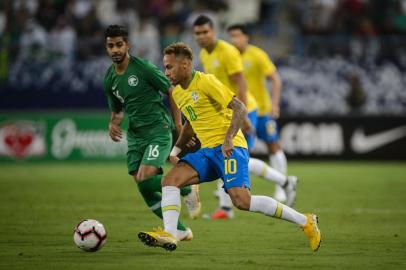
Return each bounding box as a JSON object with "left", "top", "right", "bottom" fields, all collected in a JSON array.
[
  {"left": 301, "top": 213, "right": 321, "bottom": 252},
  {"left": 203, "top": 209, "right": 234, "bottom": 220},
  {"left": 184, "top": 184, "right": 201, "bottom": 219},
  {"left": 284, "top": 176, "right": 297, "bottom": 207},
  {"left": 177, "top": 227, "right": 193, "bottom": 241},
  {"left": 274, "top": 185, "right": 287, "bottom": 203},
  {"left": 138, "top": 228, "right": 178, "bottom": 251}
]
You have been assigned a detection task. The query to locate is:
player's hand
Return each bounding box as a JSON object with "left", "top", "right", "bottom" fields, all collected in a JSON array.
[
  {"left": 109, "top": 123, "right": 122, "bottom": 142},
  {"left": 186, "top": 136, "right": 197, "bottom": 148},
  {"left": 271, "top": 104, "right": 280, "bottom": 119},
  {"left": 222, "top": 138, "right": 234, "bottom": 158},
  {"left": 169, "top": 155, "right": 180, "bottom": 165},
  {"left": 242, "top": 118, "right": 254, "bottom": 135}
]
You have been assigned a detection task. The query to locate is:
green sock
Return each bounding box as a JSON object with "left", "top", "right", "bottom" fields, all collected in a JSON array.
[
  {"left": 180, "top": 185, "right": 192, "bottom": 196},
  {"left": 137, "top": 174, "right": 187, "bottom": 231}
]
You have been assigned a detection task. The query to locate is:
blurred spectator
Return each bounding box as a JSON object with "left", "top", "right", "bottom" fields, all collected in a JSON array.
[
  {"left": 13, "top": 0, "right": 39, "bottom": 15},
  {"left": 18, "top": 18, "right": 48, "bottom": 61},
  {"left": 300, "top": 0, "right": 339, "bottom": 35},
  {"left": 48, "top": 15, "right": 76, "bottom": 60},
  {"left": 36, "top": 0, "right": 65, "bottom": 31},
  {"left": 129, "top": 16, "right": 160, "bottom": 65},
  {"left": 74, "top": 7, "right": 103, "bottom": 59},
  {"left": 67, "top": 0, "right": 93, "bottom": 20},
  {"left": 95, "top": 0, "right": 139, "bottom": 29},
  {"left": 346, "top": 73, "right": 366, "bottom": 113}
]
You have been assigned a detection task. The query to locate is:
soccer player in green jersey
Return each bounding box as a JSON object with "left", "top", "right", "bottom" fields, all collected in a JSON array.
[{"left": 102, "top": 25, "right": 201, "bottom": 241}]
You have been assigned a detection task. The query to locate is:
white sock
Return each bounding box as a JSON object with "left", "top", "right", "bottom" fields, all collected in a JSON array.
[
  {"left": 161, "top": 186, "right": 181, "bottom": 237},
  {"left": 249, "top": 158, "right": 287, "bottom": 186},
  {"left": 217, "top": 180, "right": 233, "bottom": 209},
  {"left": 249, "top": 195, "right": 307, "bottom": 226},
  {"left": 269, "top": 150, "right": 287, "bottom": 174}
]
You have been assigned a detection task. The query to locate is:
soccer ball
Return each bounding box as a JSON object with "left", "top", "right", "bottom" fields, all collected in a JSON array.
[{"left": 73, "top": 219, "right": 107, "bottom": 252}]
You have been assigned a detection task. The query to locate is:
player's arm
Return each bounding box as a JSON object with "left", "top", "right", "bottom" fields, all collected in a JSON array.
[
  {"left": 266, "top": 71, "right": 282, "bottom": 119},
  {"left": 169, "top": 120, "right": 196, "bottom": 165},
  {"left": 103, "top": 74, "right": 124, "bottom": 142},
  {"left": 168, "top": 88, "right": 183, "bottom": 136},
  {"left": 229, "top": 72, "right": 252, "bottom": 134},
  {"left": 229, "top": 72, "right": 247, "bottom": 106},
  {"left": 109, "top": 111, "right": 124, "bottom": 142},
  {"left": 222, "top": 97, "right": 247, "bottom": 158}
]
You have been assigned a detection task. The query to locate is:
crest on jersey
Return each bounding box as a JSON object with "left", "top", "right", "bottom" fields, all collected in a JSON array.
[
  {"left": 128, "top": 75, "right": 138, "bottom": 87},
  {"left": 192, "top": 91, "right": 198, "bottom": 103},
  {"left": 213, "top": 59, "right": 219, "bottom": 68}
]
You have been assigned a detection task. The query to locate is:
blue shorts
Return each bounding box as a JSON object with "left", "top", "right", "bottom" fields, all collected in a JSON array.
[
  {"left": 244, "top": 110, "right": 258, "bottom": 149},
  {"left": 256, "top": 115, "right": 279, "bottom": 143},
  {"left": 180, "top": 145, "right": 250, "bottom": 191}
]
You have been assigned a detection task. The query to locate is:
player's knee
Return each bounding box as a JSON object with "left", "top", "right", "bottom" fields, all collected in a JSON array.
[
  {"left": 268, "top": 142, "right": 280, "bottom": 154},
  {"left": 231, "top": 194, "right": 251, "bottom": 211},
  {"left": 161, "top": 174, "right": 183, "bottom": 188}
]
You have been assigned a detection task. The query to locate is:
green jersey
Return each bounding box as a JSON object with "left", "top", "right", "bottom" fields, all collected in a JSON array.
[{"left": 103, "top": 56, "right": 173, "bottom": 135}]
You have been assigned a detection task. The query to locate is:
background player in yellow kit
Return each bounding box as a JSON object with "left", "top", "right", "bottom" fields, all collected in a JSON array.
[
  {"left": 192, "top": 15, "right": 296, "bottom": 219},
  {"left": 137, "top": 42, "right": 321, "bottom": 253},
  {"left": 227, "top": 23, "right": 290, "bottom": 203}
]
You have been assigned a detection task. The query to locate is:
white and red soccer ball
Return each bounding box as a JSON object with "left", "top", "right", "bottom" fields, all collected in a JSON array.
[{"left": 73, "top": 219, "right": 107, "bottom": 252}]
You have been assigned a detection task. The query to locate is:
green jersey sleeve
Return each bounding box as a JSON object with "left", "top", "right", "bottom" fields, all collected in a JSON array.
[
  {"left": 144, "top": 61, "right": 171, "bottom": 95},
  {"left": 103, "top": 71, "right": 123, "bottom": 112}
]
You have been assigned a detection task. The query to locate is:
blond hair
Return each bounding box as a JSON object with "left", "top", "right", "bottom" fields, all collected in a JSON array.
[{"left": 163, "top": 42, "right": 193, "bottom": 60}]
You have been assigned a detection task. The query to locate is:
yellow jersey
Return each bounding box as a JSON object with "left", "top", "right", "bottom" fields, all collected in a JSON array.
[
  {"left": 172, "top": 71, "right": 247, "bottom": 149},
  {"left": 199, "top": 39, "right": 257, "bottom": 112},
  {"left": 242, "top": 45, "right": 277, "bottom": 116}
]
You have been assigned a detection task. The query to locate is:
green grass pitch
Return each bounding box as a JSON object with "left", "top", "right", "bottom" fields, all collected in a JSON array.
[{"left": 0, "top": 161, "right": 405, "bottom": 270}]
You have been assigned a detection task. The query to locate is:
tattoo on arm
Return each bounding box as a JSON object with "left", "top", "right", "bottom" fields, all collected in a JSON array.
[{"left": 226, "top": 97, "right": 247, "bottom": 139}]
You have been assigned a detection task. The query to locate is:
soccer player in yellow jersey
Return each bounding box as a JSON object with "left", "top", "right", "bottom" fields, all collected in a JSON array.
[
  {"left": 227, "top": 23, "right": 290, "bottom": 203},
  {"left": 137, "top": 42, "right": 321, "bottom": 252},
  {"left": 192, "top": 15, "right": 296, "bottom": 219}
]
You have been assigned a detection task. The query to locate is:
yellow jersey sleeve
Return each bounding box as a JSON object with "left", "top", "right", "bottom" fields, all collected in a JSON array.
[
  {"left": 221, "top": 43, "right": 244, "bottom": 76},
  {"left": 258, "top": 49, "right": 277, "bottom": 76}
]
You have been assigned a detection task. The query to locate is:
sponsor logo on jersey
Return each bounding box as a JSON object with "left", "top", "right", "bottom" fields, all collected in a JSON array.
[
  {"left": 128, "top": 75, "right": 138, "bottom": 87},
  {"left": 0, "top": 120, "right": 46, "bottom": 158}
]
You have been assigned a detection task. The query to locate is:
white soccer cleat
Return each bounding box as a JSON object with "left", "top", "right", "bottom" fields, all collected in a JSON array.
[
  {"left": 177, "top": 227, "right": 193, "bottom": 241},
  {"left": 284, "top": 176, "right": 297, "bottom": 207},
  {"left": 184, "top": 185, "right": 201, "bottom": 219},
  {"left": 274, "top": 185, "right": 287, "bottom": 203}
]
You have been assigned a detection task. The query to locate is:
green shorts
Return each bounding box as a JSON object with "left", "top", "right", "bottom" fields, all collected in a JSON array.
[{"left": 126, "top": 126, "right": 172, "bottom": 175}]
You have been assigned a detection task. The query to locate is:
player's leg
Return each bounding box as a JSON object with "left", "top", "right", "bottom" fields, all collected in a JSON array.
[
  {"left": 257, "top": 115, "right": 288, "bottom": 202},
  {"left": 210, "top": 109, "right": 259, "bottom": 219},
  {"left": 248, "top": 158, "right": 297, "bottom": 207},
  {"left": 129, "top": 131, "right": 195, "bottom": 239},
  {"left": 227, "top": 187, "right": 321, "bottom": 251},
  {"left": 139, "top": 148, "right": 219, "bottom": 251},
  {"left": 219, "top": 147, "right": 321, "bottom": 252}
]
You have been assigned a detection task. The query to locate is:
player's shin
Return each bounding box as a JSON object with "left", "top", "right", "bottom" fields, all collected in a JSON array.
[
  {"left": 161, "top": 186, "right": 181, "bottom": 237},
  {"left": 137, "top": 175, "right": 188, "bottom": 231},
  {"left": 249, "top": 195, "right": 307, "bottom": 226}
]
